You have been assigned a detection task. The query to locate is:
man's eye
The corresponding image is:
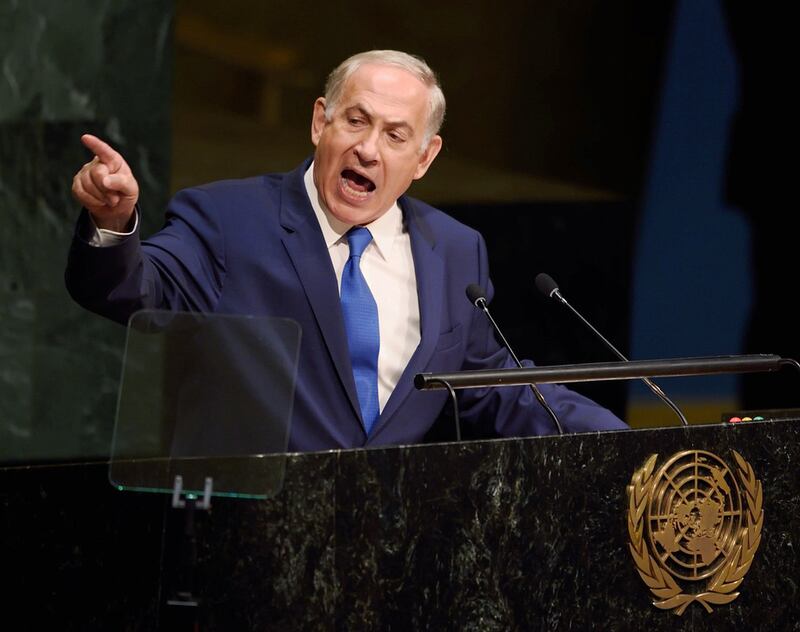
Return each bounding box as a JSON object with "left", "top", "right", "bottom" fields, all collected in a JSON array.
[
  {"left": 348, "top": 118, "right": 364, "bottom": 126},
  {"left": 388, "top": 132, "right": 405, "bottom": 143}
]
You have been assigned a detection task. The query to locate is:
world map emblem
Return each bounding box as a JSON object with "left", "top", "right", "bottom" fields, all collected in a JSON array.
[{"left": 626, "top": 450, "right": 763, "bottom": 615}]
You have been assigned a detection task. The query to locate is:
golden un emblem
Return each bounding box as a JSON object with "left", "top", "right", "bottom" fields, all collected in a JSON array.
[{"left": 626, "top": 450, "right": 763, "bottom": 615}]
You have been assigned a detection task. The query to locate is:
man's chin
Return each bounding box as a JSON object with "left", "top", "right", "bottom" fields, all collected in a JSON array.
[{"left": 329, "top": 200, "right": 386, "bottom": 226}]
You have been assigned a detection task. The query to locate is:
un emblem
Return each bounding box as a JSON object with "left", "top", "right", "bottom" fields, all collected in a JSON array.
[{"left": 626, "top": 450, "right": 763, "bottom": 615}]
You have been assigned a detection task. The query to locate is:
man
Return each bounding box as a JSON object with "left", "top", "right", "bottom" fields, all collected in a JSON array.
[{"left": 67, "top": 50, "right": 627, "bottom": 452}]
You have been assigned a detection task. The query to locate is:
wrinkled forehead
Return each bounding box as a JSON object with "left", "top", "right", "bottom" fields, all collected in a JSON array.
[{"left": 337, "top": 64, "right": 431, "bottom": 124}]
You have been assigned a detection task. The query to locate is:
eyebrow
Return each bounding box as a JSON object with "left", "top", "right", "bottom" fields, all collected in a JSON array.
[{"left": 345, "top": 105, "right": 415, "bottom": 135}]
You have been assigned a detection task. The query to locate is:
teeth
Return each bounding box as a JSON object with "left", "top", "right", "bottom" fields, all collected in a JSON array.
[{"left": 340, "top": 176, "right": 372, "bottom": 199}]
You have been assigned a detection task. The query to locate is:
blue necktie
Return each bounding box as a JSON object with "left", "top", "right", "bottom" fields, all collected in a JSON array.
[{"left": 341, "top": 227, "right": 380, "bottom": 434}]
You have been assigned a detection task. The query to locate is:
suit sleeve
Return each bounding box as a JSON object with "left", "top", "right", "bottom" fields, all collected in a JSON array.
[
  {"left": 65, "top": 187, "right": 226, "bottom": 325},
  {"left": 455, "top": 233, "right": 628, "bottom": 436}
]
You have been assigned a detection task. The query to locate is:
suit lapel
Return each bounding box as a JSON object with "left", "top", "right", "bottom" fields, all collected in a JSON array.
[
  {"left": 371, "top": 197, "right": 445, "bottom": 437},
  {"left": 278, "top": 161, "right": 363, "bottom": 424}
]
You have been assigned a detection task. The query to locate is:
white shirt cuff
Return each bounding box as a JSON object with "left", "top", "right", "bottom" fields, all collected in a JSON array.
[{"left": 87, "top": 211, "right": 139, "bottom": 247}]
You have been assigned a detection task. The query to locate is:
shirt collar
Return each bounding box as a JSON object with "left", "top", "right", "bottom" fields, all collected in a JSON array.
[{"left": 303, "top": 161, "right": 403, "bottom": 260}]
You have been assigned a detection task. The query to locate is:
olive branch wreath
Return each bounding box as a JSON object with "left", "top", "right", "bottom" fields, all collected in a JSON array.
[{"left": 626, "top": 451, "right": 763, "bottom": 615}]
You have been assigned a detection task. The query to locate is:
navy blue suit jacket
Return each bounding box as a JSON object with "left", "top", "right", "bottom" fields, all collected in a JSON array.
[{"left": 66, "top": 159, "right": 627, "bottom": 452}]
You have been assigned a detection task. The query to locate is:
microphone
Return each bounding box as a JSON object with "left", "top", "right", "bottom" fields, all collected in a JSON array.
[
  {"left": 535, "top": 273, "right": 688, "bottom": 427},
  {"left": 465, "top": 284, "right": 564, "bottom": 435}
]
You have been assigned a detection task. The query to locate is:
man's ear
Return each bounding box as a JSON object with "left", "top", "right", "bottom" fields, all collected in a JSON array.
[
  {"left": 413, "top": 135, "right": 443, "bottom": 180},
  {"left": 310, "top": 97, "right": 328, "bottom": 147}
]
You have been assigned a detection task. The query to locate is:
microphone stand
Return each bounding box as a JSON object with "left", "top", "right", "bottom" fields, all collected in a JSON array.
[
  {"left": 552, "top": 287, "right": 687, "bottom": 426},
  {"left": 467, "top": 285, "right": 564, "bottom": 435},
  {"left": 536, "top": 273, "right": 688, "bottom": 427}
]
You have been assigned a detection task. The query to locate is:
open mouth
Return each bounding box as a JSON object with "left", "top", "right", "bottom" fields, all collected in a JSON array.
[{"left": 340, "top": 169, "right": 376, "bottom": 199}]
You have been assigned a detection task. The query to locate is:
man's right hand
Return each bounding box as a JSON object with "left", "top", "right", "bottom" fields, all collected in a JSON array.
[{"left": 72, "top": 134, "right": 140, "bottom": 232}]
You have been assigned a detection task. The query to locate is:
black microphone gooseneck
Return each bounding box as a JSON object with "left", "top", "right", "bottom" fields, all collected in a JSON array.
[
  {"left": 466, "top": 284, "right": 564, "bottom": 435},
  {"left": 535, "top": 273, "right": 689, "bottom": 427}
]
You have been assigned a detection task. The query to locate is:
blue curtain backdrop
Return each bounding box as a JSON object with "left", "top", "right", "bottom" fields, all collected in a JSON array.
[{"left": 630, "top": 0, "right": 750, "bottom": 409}]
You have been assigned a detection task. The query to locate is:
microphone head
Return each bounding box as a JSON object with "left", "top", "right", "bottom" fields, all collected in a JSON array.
[
  {"left": 535, "top": 273, "right": 560, "bottom": 298},
  {"left": 465, "top": 284, "right": 486, "bottom": 306}
]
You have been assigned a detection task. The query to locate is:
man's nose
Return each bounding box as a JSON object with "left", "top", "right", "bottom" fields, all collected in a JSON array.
[{"left": 354, "top": 129, "right": 379, "bottom": 164}]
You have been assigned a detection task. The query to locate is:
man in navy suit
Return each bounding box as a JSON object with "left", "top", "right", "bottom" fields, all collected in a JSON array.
[{"left": 67, "top": 50, "right": 627, "bottom": 452}]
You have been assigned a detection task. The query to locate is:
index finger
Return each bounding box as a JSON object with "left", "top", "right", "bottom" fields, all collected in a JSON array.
[{"left": 80, "top": 134, "right": 121, "bottom": 168}]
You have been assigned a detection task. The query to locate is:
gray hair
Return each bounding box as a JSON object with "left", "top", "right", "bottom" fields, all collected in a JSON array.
[{"left": 323, "top": 50, "right": 446, "bottom": 150}]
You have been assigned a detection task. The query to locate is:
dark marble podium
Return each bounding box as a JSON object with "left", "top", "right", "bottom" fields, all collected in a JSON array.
[{"left": 2, "top": 419, "right": 798, "bottom": 631}]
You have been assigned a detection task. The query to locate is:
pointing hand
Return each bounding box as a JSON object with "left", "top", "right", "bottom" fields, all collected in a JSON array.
[{"left": 72, "top": 134, "right": 140, "bottom": 232}]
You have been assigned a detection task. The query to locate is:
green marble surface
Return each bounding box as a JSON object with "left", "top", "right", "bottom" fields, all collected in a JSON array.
[{"left": 0, "top": 1, "right": 173, "bottom": 463}]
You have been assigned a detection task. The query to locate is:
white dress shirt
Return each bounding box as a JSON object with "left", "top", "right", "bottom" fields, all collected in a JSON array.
[{"left": 304, "top": 163, "right": 420, "bottom": 413}]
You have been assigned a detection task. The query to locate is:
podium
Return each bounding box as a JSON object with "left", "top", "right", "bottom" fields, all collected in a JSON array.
[{"left": 1, "top": 417, "right": 798, "bottom": 630}]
